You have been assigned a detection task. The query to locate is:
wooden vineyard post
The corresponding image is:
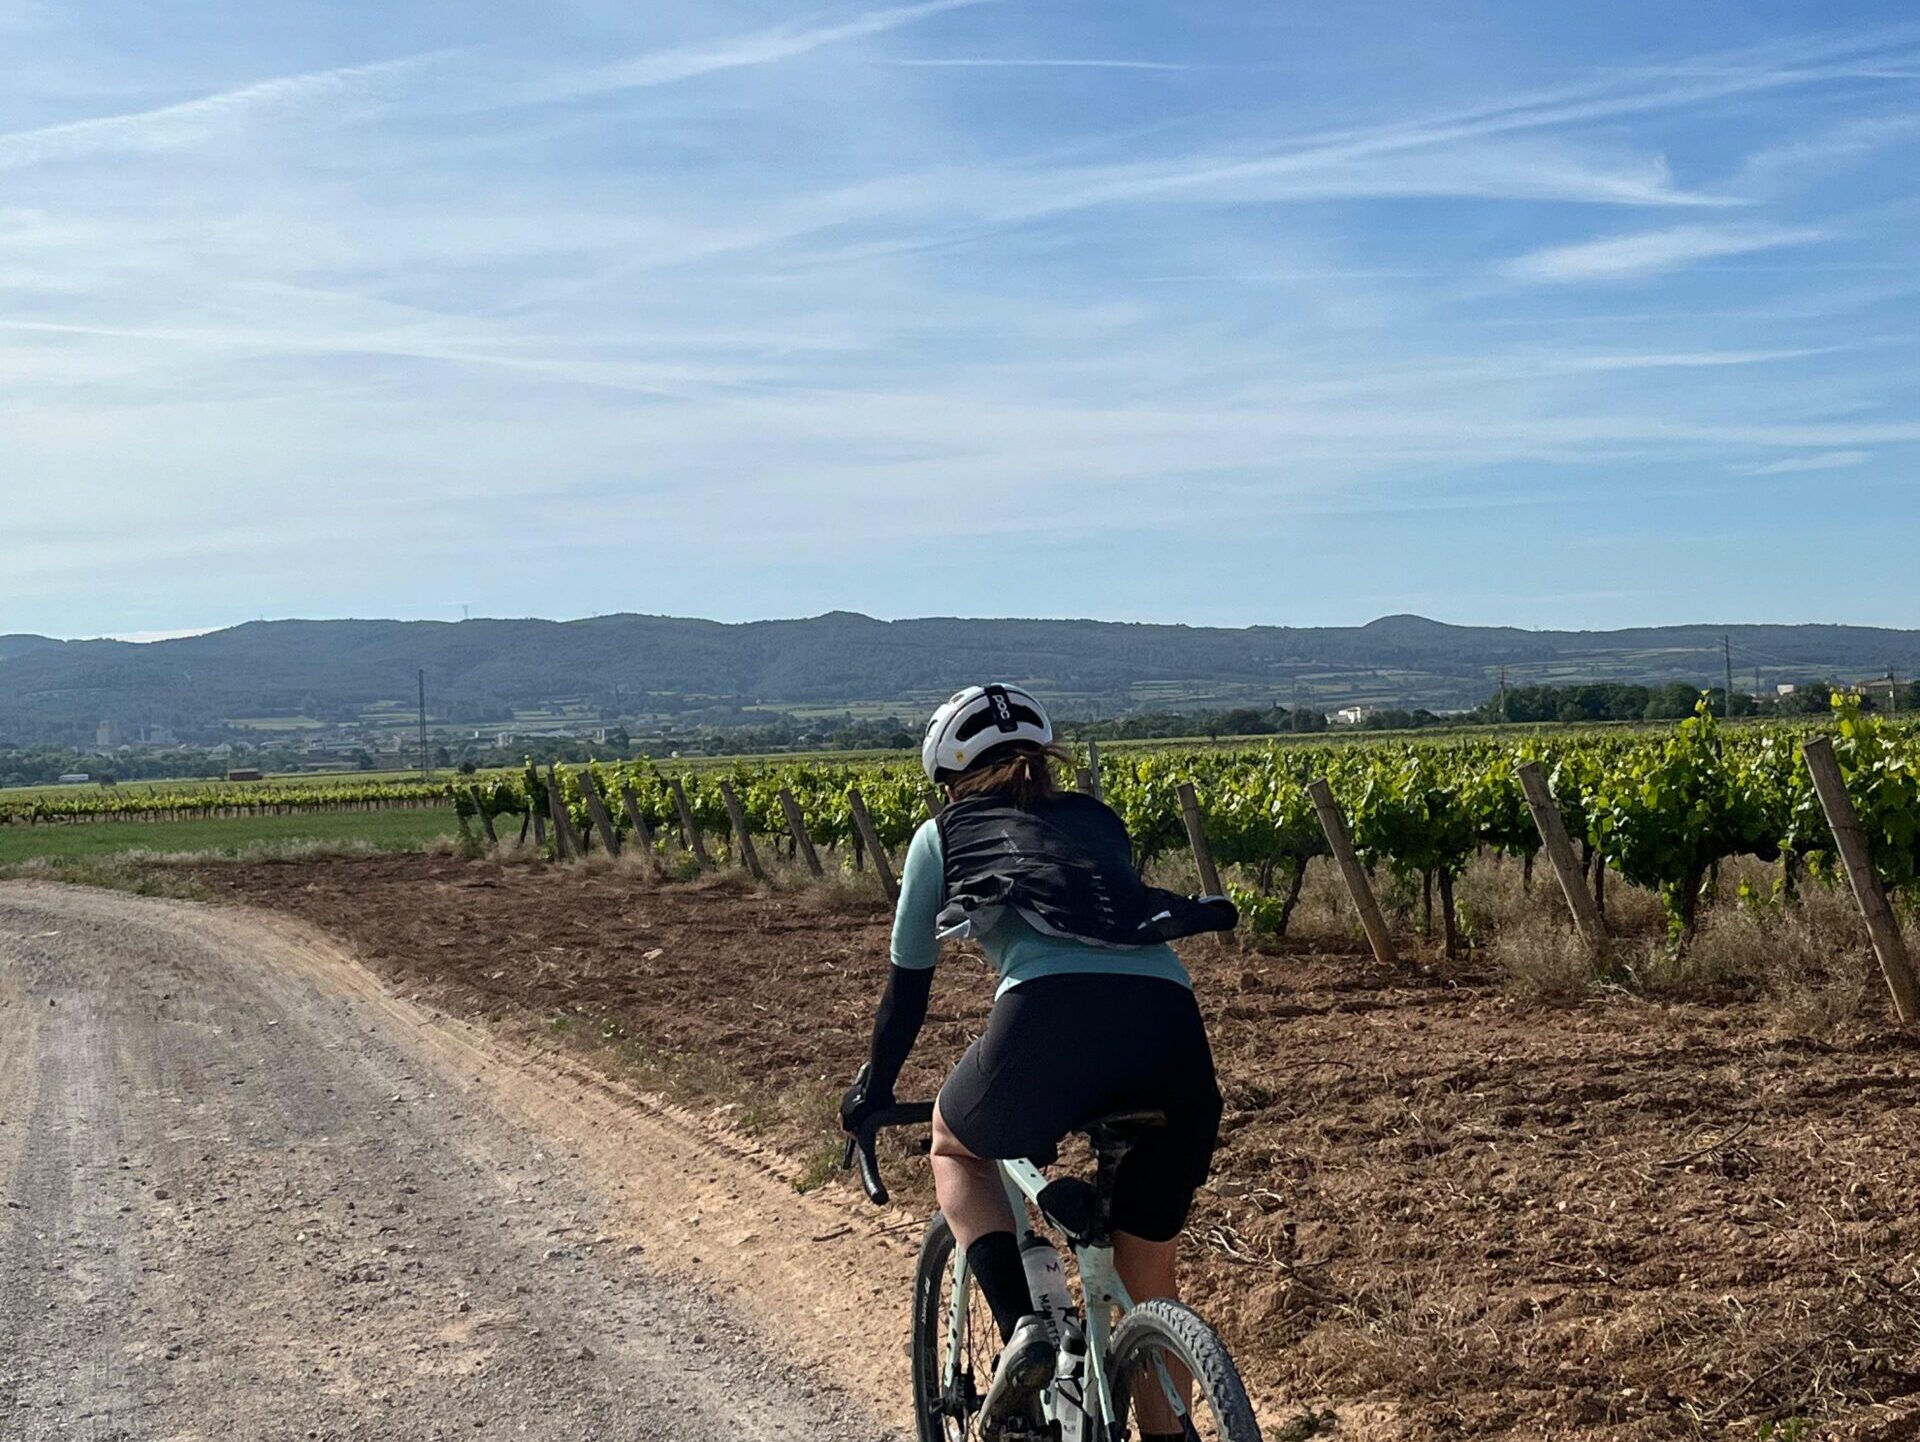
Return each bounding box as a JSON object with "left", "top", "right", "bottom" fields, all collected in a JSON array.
[
  {"left": 1802, "top": 736, "right": 1920, "bottom": 1024},
  {"left": 1076, "top": 767, "right": 1098, "bottom": 796},
  {"left": 530, "top": 802, "right": 545, "bottom": 851},
  {"left": 1514, "top": 762, "right": 1605, "bottom": 951},
  {"left": 577, "top": 772, "right": 622, "bottom": 857},
  {"left": 718, "top": 781, "right": 767, "bottom": 883},
  {"left": 923, "top": 788, "right": 945, "bottom": 818},
  {"left": 1086, "top": 739, "right": 1103, "bottom": 800},
  {"left": 846, "top": 790, "right": 900, "bottom": 904},
  {"left": 618, "top": 785, "right": 668, "bottom": 879},
  {"left": 466, "top": 786, "right": 498, "bottom": 847},
  {"left": 777, "top": 788, "right": 824, "bottom": 878},
  {"left": 546, "top": 767, "right": 584, "bottom": 860},
  {"left": 1175, "top": 783, "right": 1224, "bottom": 896},
  {"left": 1305, "top": 778, "right": 1400, "bottom": 968},
  {"left": 668, "top": 778, "right": 712, "bottom": 867},
  {"left": 545, "top": 782, "right": 576, "bottom": 859}
]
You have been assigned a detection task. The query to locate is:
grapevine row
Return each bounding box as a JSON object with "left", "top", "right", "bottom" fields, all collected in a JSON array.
[
  {"left": 0, "top": 778, "right": 452, "bottom": 826},
  {"left": 460, "top": 701, "right": 1920, "bottom": 947}
]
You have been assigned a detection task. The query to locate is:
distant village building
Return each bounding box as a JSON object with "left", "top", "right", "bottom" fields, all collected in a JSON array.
[
  {"left": 58, "top": 772, "right": 90, "bottom": 784},
  {"left": 1776, "top": 683, "right": 1797, "bottom": 697},
  {"left": 1335, "top": 705, "right": 1372, "bottom": 726},
  {"left": 96, "top": 720, "right": 120, "bottom": 747},
  {"left": 225, "top": 767, "right": 264, "bottom": 782}
]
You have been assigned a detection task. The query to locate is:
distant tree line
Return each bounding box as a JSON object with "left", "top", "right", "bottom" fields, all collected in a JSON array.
[
  {"left": 0, "top": 747, "right": 231, "bottom": 789},
  {"left": 1061, "top": 705, "right": 1331, "bottom": 739},
  {"left": 1470, "top": 679, "right": 1918, "bottom": 725}
]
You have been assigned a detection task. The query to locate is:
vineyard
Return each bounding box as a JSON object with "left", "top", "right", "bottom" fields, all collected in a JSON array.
[
  {"left": 430, "top": 699, "right": 1920, "bottom": 982},
  {"left": 9, "top": 700, "right": 1919, "bottom": 972}
]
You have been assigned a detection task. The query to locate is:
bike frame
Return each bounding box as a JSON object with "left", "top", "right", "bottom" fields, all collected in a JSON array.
[{"left": 941, "top": 1157, "right": 1185, "bottom": 1436}]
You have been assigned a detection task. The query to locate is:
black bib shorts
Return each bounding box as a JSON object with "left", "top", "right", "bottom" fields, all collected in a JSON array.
[{"left": 936, "top": 972, "right": 1223, "bottom": 1243}]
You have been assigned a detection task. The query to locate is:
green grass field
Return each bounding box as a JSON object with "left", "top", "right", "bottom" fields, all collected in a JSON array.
[{"left": 0, "top": 808, "right": 459, "bottom": 865}]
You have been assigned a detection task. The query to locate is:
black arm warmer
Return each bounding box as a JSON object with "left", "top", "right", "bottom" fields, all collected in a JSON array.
[{"left": 865, "top": 964, "right": 933, "bottom": 1101}]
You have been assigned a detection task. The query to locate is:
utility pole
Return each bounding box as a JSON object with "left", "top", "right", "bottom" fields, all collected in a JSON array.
[
  {"left": 1498, "top": 665, "right": 1508, "bottom": 721},
  {"left": 417, "top": 668, "right": 429, "bottom": 779},
  {"left": 1890, "top": 666, "right": 1900, "bottom": 718},
  {"left": 1723, "top": 635, "right": 1734, "bottom": 719}
]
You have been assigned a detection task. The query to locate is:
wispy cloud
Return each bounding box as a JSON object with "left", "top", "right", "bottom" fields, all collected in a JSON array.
[
  {"left": 1014, "top": 140, "right": 1724, "bottom": 214},
  {"left": 518, "top": 0, "right": 989, "bottom": 103},
  {"left": 1502, "top": 223, "right": 1826, "bottom": 283},
  {"left": 1729, "top": 449, "right": 1872, "bottom": 475},
  {"left": 0, "top": 56, "right": 430, "bottom": 171},
  {"left": 889, "top": 58, "right": 1188, "bottom": 70},
  {"left": 1553, "top": 346, "right": 1843, "bottom": 372},
  {"left": 1735, "top": 112, "right": 1920, "bottom": 189}
]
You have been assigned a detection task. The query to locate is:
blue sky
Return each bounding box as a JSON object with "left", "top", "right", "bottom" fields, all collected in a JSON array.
[{"left": 2, "top": 1, "right": 1916, "bottom": 640}]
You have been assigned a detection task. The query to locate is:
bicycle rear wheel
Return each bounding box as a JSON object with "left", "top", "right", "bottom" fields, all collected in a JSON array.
[
  {"left": 911, "top": 1211, "right": 999, "bottom": 1442},
  {"left": 1107, "top": 1297, "right": 1263, "bottom": 1442}
]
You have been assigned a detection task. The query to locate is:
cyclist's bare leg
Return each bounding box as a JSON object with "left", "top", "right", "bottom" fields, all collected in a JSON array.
[
  {"left": 1116, "top": 1231, "right": 1191, "bottom": 1434},
  {"left": 930, "top": 1100, "right": 1015, "bottom": 1247}
]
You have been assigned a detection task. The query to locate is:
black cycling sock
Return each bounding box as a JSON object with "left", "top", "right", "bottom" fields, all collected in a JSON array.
[
  {"left": 1142, "top": 1433, "right": 1189, "bottom": 1442},
  {"left": 964, "top": 1231, "right": 1032, "bottom": 1345}
]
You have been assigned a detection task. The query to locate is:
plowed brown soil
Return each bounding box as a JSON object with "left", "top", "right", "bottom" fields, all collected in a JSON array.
[{"left": 188, "top": 853, "right": 1920, "bottom": 1441}]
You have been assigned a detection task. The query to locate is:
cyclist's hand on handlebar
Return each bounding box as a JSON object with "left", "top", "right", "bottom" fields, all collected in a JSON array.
[
  {"left": 839, "top": 1061, "right": 893, "bottom": 1135},
  {"left": 839, "top": 1081, "right": 894, "bottom": 1135}
]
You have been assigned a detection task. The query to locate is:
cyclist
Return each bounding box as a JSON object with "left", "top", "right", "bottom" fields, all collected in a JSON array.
[{"left": 841, "top": 684, "right": 1230, "bottom": 1440}]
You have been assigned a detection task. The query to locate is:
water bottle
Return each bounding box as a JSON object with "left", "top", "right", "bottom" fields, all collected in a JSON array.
[
  {"left": 1052, "top": 1321, "right": 1090, "bottom": 1442},
  {"left": 1019, "top": 1231, "right": 1073, "bottom": 1343}
]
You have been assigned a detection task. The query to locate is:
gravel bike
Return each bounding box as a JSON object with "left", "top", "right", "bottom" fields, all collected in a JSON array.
[{"left": 846, "top": 1098, "right": 1263, "bottom": 1442}]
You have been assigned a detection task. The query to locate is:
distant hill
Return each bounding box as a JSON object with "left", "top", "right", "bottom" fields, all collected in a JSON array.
[
  {"left": 0, "top": 635, "right": 62, "bottom": 664},
  {"left": 3, "top": 612, "right": 1916, "bottom": 743}
]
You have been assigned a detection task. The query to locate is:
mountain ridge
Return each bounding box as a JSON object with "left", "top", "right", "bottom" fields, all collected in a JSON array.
[{"left": 4, "top": 612, "right": 1915, "bottom": 743}]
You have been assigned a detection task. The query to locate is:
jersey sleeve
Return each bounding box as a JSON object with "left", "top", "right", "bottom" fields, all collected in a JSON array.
[{"left": 889, "top": 818, "right": 944, "bottom": 971}]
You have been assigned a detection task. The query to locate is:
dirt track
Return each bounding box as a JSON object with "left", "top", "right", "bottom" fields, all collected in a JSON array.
[{"left": 0, "top": 883, "right": 899, "bottom": 1441}]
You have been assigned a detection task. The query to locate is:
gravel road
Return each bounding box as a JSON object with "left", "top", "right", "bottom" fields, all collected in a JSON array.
[{"left": 0, "top": 882, "right": 896, "bottom": 1442}]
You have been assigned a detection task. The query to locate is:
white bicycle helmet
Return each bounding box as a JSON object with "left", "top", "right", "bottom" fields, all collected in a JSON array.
[{"left": 921, "top": 684, "right": 1054, "bottom": 784}]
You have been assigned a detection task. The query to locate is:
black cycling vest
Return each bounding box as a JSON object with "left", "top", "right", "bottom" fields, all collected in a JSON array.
[{"left": 934, "top": 792, "right": 1234, "bottom": 948}]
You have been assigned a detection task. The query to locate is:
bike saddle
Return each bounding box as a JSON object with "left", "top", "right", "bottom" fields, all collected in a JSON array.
[{"left": 1036, "top": 1110, "right": 1171, "bottom": 1245}]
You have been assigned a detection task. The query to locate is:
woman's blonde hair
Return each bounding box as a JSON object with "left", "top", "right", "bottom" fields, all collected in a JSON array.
[{"left": 947, "top": 741, "right": 1074, "bottom": 808}]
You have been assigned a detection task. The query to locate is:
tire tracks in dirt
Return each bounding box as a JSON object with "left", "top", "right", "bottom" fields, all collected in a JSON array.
[
  {"left": 0, "top": 882, "right": 909, "bottom": 1441},
  {"left": 237, "top": 901, "right": 930, "bottom": 1429}
]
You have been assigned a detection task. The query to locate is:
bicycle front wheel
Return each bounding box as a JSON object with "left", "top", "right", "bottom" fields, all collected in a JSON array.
[
  {"left": 910, "top": 1211, "right": 999, "bottom": 1442},
  {"left": 1108, "top": 1297, "right": 1264, "bottom": 1442}
]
